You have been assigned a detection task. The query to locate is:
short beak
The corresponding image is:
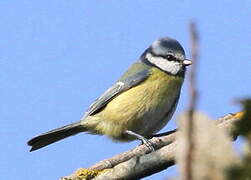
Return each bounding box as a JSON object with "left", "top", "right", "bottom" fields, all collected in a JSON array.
[{"left": 183, "top": 59, "right": 192, "bottom": 66}]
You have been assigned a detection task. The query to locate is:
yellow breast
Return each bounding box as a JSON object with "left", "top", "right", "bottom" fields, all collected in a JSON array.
[{"left": 86, "top": 68, "right": 184, "bottom": 140}]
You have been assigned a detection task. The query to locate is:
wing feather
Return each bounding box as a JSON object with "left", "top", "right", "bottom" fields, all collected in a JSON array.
[{"left": 84, "top": 69, "right": 150, "bottom": 117}]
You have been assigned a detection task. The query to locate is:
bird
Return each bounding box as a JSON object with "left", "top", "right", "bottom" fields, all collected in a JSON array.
[{"left": 27, "top": 37, "right": 192, "bottom": 152}]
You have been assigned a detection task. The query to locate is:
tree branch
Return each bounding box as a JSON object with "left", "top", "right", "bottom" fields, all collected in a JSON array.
[
  {"left": 60, "top": 112, "right": 243, "bottom": 180},
  {"left": 185, "top": 20, "right": 199, "bottom": 180}
]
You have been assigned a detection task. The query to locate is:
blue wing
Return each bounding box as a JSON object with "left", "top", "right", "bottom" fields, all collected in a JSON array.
[{"left": 84, "top": 68, "right": 150, "bottom": 117}]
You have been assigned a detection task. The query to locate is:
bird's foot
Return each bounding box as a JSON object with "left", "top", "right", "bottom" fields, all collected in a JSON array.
[
  {"left": 125, "top": 130, "right": 155, "bottom": 152},
  {"left": 140, "top": 137, "right": 155, "bottom": 152}
]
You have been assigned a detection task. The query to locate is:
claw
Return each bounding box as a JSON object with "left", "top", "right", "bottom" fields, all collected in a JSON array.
[
  {"left": 125, "top": 130, "right": 155, "bottom": 152},
  {"left": 141, "top": 138, "right": 155, "bottom": 152}
]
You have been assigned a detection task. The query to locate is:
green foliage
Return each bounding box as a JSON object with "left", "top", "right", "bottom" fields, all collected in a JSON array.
[
  {"left": 235, "top": 100, "right": 251, "bottom": 139},
  {"left": 227, "top": 99, "right": 251, "bottom": 180}
]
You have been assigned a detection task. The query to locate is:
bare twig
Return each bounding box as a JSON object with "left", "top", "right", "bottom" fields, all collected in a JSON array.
[
  {"left": 184, "top": 20, "right": 199, "bottom": 180},
  {"left": 60, "top": 112, "right": 242, "bottom": 180}
]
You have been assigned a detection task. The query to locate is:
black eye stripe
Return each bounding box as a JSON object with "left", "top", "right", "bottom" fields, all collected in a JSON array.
[
  {"left": 149, "top": 51, "right": 181, "bottom": 62},
  {"left": 165, "top": 55, "right": 176, "bottom": 61}
]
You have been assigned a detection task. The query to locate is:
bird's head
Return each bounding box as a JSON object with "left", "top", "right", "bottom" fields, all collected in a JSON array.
[{"left": 141, "top": 37, "right": 192, "bottom": 75}]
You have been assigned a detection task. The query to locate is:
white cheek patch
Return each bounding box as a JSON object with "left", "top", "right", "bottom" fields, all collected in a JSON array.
[{"left": 146, "top": 53, "right": 182, "bottom": 75}]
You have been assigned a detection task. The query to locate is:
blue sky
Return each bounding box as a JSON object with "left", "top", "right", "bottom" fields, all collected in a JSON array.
[{"left": 1, "top": 1, "right": 251, "bottom": 179}]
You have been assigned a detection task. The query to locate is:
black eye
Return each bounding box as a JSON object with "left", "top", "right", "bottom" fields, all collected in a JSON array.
[{"left": 166, "top": 55, "right": 175, "bottom": 61}]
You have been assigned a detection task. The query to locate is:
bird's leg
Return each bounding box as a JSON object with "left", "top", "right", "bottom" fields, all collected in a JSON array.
[{"left": 125, "top": 130, "right": 155, "bottom": 152}]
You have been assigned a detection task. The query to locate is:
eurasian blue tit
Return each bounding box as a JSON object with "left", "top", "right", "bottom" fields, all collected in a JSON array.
[{"left": 28, "top": 37, "right": 192, "bottom": 151}]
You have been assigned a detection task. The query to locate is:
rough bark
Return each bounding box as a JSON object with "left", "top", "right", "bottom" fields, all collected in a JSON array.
[{"left": 60, "top": 112, "right": 242, "bottom": 180}]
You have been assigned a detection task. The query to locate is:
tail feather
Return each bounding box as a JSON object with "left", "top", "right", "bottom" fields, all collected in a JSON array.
[{"left": 27, "top": 121, "right": 85, "bottom": 152}]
